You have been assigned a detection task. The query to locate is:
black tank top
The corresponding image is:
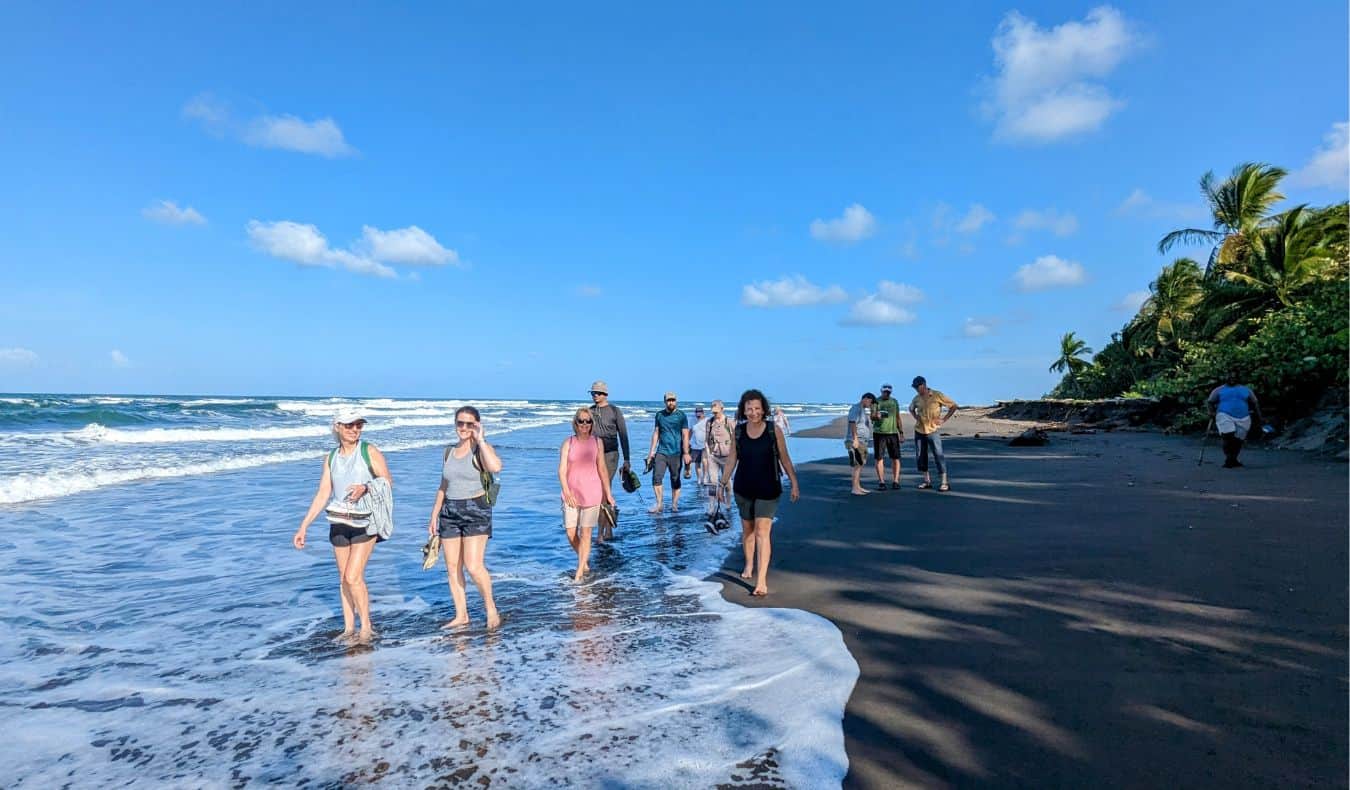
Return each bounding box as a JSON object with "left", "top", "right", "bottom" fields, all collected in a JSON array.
[{"left": 733, "top": 422, "right": 782, "bottom": 500}]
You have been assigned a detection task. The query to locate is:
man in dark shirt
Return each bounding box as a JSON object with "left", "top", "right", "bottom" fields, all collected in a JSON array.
[
  {"left": 645, "top": 391, "right": 691, "bottom": 513},
  {"left": 587, "top": 380, "right": 631, "bottom": 483}
]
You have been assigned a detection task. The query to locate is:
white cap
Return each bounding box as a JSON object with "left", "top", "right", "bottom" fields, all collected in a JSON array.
[{"left": 334, "top": 407, "right": 366, "bottom": 425}]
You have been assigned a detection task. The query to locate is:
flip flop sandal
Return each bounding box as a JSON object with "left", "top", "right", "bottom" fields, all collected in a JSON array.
[
  {"left": 938, "top": 483, "right": 950, "bottom": 492},
  {"left": 917, "top": 482, "right": 932, "bottom": 490}
]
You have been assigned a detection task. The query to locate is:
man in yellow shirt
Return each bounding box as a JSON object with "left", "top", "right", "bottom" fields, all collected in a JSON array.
[{"left": 908, "top": 376, "right": 957, "bottom": 492}]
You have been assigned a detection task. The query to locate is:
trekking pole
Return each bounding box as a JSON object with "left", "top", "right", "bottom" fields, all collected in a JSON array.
[{"left": 1197, "top": 417, "right": 1215, "bottom": 466}]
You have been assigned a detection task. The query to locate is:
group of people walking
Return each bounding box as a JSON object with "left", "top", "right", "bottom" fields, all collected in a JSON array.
[
  {"left": 291, "top": 383, "right": 801, "bottom": 641},
  {"left": 845, "top": 376, "right": 959, "bottom": 496}
]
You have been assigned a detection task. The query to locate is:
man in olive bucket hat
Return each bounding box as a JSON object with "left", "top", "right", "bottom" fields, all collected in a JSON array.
[{"left": 587, "top": 380, "right": 632, "bottom": 485}]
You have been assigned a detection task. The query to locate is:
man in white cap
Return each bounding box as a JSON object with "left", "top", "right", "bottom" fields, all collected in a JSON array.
[
  {"left": 870, "top": 383, "right": 904, "bottom": 490},
  {"left": 645, "top": 391, "right": 691, "bottom": 513},
  {"left": 587, "top": 380, "right": 631, "bottom": 484}
]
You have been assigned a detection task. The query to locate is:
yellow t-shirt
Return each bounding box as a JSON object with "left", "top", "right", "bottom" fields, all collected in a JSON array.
[{"left": 910, "top": 389, "right": 955, "bottom": 435}]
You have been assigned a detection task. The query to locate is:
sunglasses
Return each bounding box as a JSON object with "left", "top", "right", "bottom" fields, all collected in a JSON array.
[
  {"left": 589, "top": 391, "right": 605, "bottom": 396},
  {"left": 455, "top": 420, "right": 478, "bottom": 429},
  {"left": 665, "top": 398, "right": 676, "bottom": 403},
  {"left": 340, "top": 421, "right": 365, "bottom": 429},
  {"left": 575, "top": 418, "right": 593, "bottom": 425}
]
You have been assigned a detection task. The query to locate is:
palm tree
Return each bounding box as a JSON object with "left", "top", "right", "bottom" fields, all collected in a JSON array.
[
  {"left": 1199, "top": 202, "right": 1349, "bottom": 339},
  {"left": 1050, "top": 331, "right": 1093, "bottom": 376},
  {"left": 1157, "top": 162, "right": 1287, "bottom": 273},
  {"left": 1126, "top": 258, "right": 1204, "bottom": 356}
]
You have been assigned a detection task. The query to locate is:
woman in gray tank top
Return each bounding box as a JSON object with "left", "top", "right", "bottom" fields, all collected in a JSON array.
[
  {"left": 293, "top": 408, "right": 391, "bottom": 645},
  {"left": 427, "top": 405, "right": 504, "bottom": 630}
]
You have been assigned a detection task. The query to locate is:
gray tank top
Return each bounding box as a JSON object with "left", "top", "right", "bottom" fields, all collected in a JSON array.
[
  {"left": 327, "top": 443, "right": 374, "bottom": 523},
  {"left": 443, "top": 444, "right": 484, "bottom": 500}
]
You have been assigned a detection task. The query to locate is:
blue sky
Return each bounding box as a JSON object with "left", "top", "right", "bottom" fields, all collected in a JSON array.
[{"left": 2, "top": 2, "right": 1346, "bottom": 404}]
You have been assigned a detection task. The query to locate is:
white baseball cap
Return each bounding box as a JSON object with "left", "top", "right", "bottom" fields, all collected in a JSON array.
[{"left": 334, "top": 407, "right": 366, "bottom": 425}]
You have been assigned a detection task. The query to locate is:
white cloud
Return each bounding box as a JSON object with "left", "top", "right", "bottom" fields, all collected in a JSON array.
[
  {"left": 243, "top": 115, "right": 356, "bottom": 158},
  {"left": 985, "top": 6, "right": 1140, "bottom": 142},
  {"left": 1013, "top": 254, "right": 1087, "bottom": 291},
  {"left": 962, "top": 318, "right": 995, "bottom": 338},
  {"left": 877, "top": 281, "right": 924, "bottom": 304},
  {"left": 1013, "top": 208, "right": 1078, "bottom": 236},
  {"left": 142, "top": 199, "right": 206, "bottom": 226},
  {"left": 110, "top": 350, "right": 130, "bottom": 367},
  {"left": 810, "top": 203, "right": 877, "bottom": 243},
  {"left": 841, "top": 295, "right": 917, "bottom": 326},
  {"left": 246, "top": 220, "right": 396, "bottom": 279},
  {"left": 955, "top": 204, "right": 996, "bottom": 234},
  {"left": 358, "top": 225, "right": 459, "bottom": 265},
  {"left": 742, "top": 275, "right": 848, "bottom": 307},
  {"left": 1114, "top": 290, "right": 1150, "bottom": 312},
  {"left": 1114, "top": 188, "right": 1207, "bottom": 222},
  {"left": 184, "top": 93, "right": 356, "bottom": 158},
  {"left": 0, "top": 347, "right": 38, "bottom": 366},
  {"left": 1289, "top": 121, "right": 1349, "bottom": 189}
]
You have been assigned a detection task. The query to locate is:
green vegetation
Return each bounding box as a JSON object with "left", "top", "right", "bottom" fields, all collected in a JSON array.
[{"left": 1052, "top": 163, "right": 1348, "bottom": 431}]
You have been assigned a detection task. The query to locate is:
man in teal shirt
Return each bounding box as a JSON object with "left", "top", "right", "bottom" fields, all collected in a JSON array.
[
  {"left": 645, "top": 391, "right": 691, "bottom": 513},
  {"left": 870, "top": 383, "right": 904, "bottom": 490}
]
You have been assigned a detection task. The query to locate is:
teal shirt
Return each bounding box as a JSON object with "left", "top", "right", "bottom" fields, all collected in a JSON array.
[{"left": 654, "top": 408, "right": 688, "bottom": 455}]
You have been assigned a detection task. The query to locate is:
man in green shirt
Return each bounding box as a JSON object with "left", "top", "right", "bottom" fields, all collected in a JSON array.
[{"left": 870, "top": 383, "right": 904, "bottom": 490}]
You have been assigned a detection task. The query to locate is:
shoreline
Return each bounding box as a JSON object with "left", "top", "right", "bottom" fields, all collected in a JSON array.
[{"left": 714, "top": 426, "right": 1348, "bottom": 787}]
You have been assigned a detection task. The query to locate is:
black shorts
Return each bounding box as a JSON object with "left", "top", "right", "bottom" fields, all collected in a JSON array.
[
  {"left": 329, "top": 523, "right": 381, "bottom": 547},
  {"left": 689, "top": 448, "right": 704, "bottom": 467},
  {"left": 438, "top": 496, "right": 493, "bottom": 539},
  {"left": 652, "top": 452, "right": 682, "bottom": 490},
  {"left": 873, "top": 433, "right": 901, "bottom": 460}
]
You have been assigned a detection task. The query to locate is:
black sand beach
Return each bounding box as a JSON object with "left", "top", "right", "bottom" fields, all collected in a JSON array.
[{"left": 718, "top": 416, "right": 1348, "bottom": 788}]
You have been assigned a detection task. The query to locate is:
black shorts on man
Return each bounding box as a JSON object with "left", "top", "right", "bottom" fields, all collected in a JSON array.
[{"left": 873, "top": 433, "right": 901, "bottom": 460}]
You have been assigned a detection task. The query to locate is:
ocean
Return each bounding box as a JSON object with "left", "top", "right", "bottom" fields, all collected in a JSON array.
[{"left": 0, "top": 394, "right": 859, "bottom": 787}]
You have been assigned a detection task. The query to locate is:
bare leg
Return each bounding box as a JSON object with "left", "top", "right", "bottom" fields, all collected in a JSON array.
[
  {"left": 740, "top": 518, "right": 754, "bottom": 579},
  {"left": 574, "top": 526, "right": 593, "bottom": 582},
  {"left": 462, "top": 535, "right": 500, "bottom": 628},
  {"left": 752, "top": 517, "right": 773, "bottom": 596},
  {"left": 331, "top": 544, "right": 355, "bottom": 637},
  {"left": 566, "top": 526, "right": 580, "bottom": 553},
  {"left": 649, "top": 483, "right": 665, "bottom": 513},
  {"left": 851, "top": 465, "right": 867, "bottom": 495},
  {"left": 874, "top": 457, "right": 884, "bottom": 486},
  {"left": 342, "top": 538, "right": 378, "bottom": 642},
  {"left": 671, "top": 486, "right": 681, "bottom": 511},
  {"left": 441, "top": 537, "right": 470, "bottom": 627},
  {"left": 892, "top": 458, "right": 902, "bottom": 486}
]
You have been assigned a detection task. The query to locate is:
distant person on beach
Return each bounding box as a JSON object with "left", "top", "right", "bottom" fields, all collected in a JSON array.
[
  {"left": 688, "top": 406, "right": 708, "bottom": 483},
  {"left": 588, "top": 380, "right": 631, "bottom": 485},
  {"left": 847, "top": 392, "right": 876, "bottom": 496},
  {"left": 559, "top": 407, "right": 616, "bottom": 582},
  {"left": 293, "top": 408, "right": 392, "bottom": 645},
  {"left": 427, "top": 406, "right": 503, "bottom": 629},
  {"left": 645, "top": 391, "right": 691, "bottom": 513},
  {"left": 772, "top": 406, "right": 792, "bottom": 436},
  {"left": 909, "top": 376, "right": 957, "bottom": 491},
  {"left": 719, "top": 389, "right": 800, "bottom": 597},
  {"left": 1208, "top": 374, "right": 1264, "bottom": 468},
  {"left": 703, "top": 399, "right": 735, "bottom": 514},
  {"left": 871, "top": 384, "right": 904, "bottom": 490}
]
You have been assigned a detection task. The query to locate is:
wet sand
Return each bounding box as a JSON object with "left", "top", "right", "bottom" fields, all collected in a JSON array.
[{"left": 718, "top": 416, "right": 1348, "bottom": 788}]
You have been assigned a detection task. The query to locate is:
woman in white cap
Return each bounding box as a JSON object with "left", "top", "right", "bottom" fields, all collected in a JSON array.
[{"left": 293, "top": 407, "right": 391, "bottom": 644}]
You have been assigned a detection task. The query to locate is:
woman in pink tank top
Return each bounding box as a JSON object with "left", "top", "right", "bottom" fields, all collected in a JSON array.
[{"left": 559, "top": 407, "right": 615, "bottom": 582}]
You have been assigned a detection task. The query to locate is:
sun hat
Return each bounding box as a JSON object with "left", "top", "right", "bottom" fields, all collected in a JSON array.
[
  {"left": 664, "top": 391, "right": 677, "bottom": 400},
  {"left": 590, "top": 380, "right": 609, "bottom": 394},
  {"left": 334, "top": 407, "right": 366, "bottom": 425},
  {"left": 911, "top": 376, "right": 927, "bottom": 388},
  {"left": 881, "top": 383, "right": 893, "bottom": 391}
]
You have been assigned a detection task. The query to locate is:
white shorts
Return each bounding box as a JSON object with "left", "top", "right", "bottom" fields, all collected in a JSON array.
[
  {"left": 1215, "top": 412, "right": 1252, "bottom": 440},
  {"left": 564, "top": 504, "right": 600, "bottom": 530}
]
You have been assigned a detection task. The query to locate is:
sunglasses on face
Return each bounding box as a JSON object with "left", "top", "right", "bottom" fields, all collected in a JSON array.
[
  {"left": 589, "top": 391, "right": 604, "bottom": 396},
  {"left": 575, "top": 418, "right": 593, "bottom": 425},
  {"left": 340, "top": 421, "right": 365, "bottom": 429},
  {"left": 456, "top": 421, "right": 478, "bottom": 429},
  {"left": 665, "top": 398, "right": 676, "bottom": 403}
]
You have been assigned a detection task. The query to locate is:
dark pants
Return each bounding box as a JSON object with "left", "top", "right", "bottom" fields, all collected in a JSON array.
[
  {"left": 1221, "top": 433, "right": 1245, "bottom": 467},
  {"left": 914, "top": 432, "right": 946, "bottom": 476}
]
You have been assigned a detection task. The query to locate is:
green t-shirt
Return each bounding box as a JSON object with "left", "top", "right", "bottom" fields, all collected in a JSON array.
[{"left": 872, "top": 397, "right": 901, "bottom": 434}]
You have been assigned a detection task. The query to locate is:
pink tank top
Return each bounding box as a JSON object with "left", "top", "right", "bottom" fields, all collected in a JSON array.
[{"left": 565, "top": 436, "right": 604, "bottom": 507}]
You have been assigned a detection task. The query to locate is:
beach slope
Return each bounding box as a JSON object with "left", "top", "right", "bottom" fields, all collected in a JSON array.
[{"left": 717, "top": 427, "right": 1348, "bottom": 788}]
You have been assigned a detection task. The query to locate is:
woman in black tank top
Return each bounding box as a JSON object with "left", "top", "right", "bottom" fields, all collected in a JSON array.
[{"left": 718, "top": 389, "right": 800, "bottom": 597}]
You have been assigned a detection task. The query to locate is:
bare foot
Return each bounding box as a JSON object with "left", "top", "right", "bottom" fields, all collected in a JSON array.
[
  {"left": 752, "top": 586, "right": 768, "bottom": 597},
  {"left": 851, "top": 489, "right": 869, "bottom": 496},
  {"left": 486, "top": 612, "right": 502, "bottom": 630},
  {"left": 335, "top": 629, "right": 355, "bottom": 643},
  {"left": 740, "top": 567, "right": 754, "bottom": 580},
  {"left": 647, "top": 503, "right": 663, "bottom": 514},
  {"left": 573, "top": 565, "right": 589, "bottom": 583},
  {"left": 356, "top": 629, "right": 374, "bottom": 645},
  {"left": 441, "top": 616, "right": 470, "bottom": 630}
]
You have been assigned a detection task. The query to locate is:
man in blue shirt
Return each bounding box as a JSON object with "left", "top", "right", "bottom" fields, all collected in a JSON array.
[
  {"left": 1207, "top": 373, "right": 1264, "bottom": 468},
  {"left": 645, "top": 391, "right": 691, "bottom": 513}
]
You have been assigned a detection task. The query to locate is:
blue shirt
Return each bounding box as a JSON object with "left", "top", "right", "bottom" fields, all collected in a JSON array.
[
  {"left": 654, "top": 408, "right": 688, "bottom": 455},
  {"left": 1210, "top": 385, "right": 1252, "bottom": 419}
]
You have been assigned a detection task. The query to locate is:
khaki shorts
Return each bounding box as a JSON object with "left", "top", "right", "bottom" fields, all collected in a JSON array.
[
  {"left": 563, "top": 503, "right": 601, "bottom": 530},
  {"left": 846, "top": 440, "right": 868, "bottom": 467}
]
